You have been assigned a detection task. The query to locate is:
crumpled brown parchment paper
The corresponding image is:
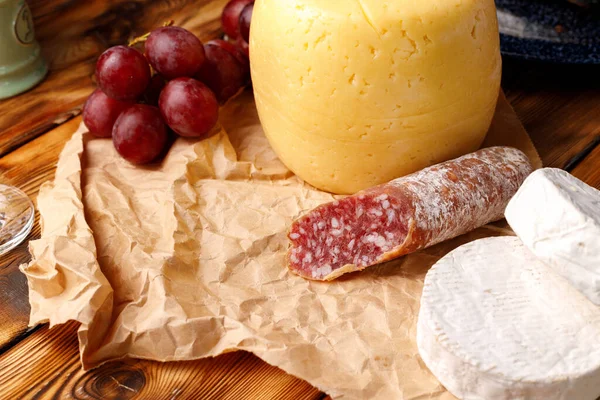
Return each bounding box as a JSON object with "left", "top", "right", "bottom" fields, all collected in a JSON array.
[{"left": 21, "top": 91, "right": 541, "bottom": 400}]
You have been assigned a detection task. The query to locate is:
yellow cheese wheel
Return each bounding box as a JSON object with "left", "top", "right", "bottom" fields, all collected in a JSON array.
[{"left": 250, "top": 0, "right": 501, "bottom": 194}]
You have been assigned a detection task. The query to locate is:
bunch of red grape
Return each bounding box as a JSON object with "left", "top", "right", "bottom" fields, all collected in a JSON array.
[{"left": 83, "top": 0, "right": 254, "bottom": 165}]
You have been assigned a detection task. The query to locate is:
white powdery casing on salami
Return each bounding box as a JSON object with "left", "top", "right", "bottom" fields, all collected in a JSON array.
[
  {"left": 506, "top": 168, "right": 600, "bottom": 305},
  {"left": 418, "top": 236, "right": 600, "bottom": 400},
  {"left": 386, "top": 146, "right": 532, "bottom": 248},
  {"left": 288, "top": 147, "right": 533, "bottom": 281}
]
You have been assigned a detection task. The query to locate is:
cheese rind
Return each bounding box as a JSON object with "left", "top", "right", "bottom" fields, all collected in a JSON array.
[
  {"left": 505, "top": 168, "right": 600, "bottom": 305},
  {"left": 417, "top": 236, "right": 600, "bottom": 400},
  {"left": 250, "top": 0, "right": 501, "bottom": 194}
]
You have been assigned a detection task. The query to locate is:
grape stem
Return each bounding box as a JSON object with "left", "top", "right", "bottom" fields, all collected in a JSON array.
[
  {"left": 128, "top": 32, "right": 150, "bottom": 47},
  {"left": 128, "top": 20, "right": 175, "bottom": 47}
]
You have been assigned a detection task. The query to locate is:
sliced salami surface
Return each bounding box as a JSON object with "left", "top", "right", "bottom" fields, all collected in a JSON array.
[{"left": 287, "top": 146, "right": 533, "bottom": 281}]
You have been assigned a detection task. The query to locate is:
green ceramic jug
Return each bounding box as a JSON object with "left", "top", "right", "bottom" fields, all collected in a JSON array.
[{"left": 0, "top": 0, "right": 47, "bottom": 100}]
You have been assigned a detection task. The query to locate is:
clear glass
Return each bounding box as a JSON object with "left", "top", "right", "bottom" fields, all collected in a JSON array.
[{"left": 0, "top": 184, "right": 34, "bottom": 255}]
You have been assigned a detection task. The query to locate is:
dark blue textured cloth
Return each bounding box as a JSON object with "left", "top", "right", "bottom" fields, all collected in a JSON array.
[{"left": 496, "top": 0, "right": 600, "bottom": 63}]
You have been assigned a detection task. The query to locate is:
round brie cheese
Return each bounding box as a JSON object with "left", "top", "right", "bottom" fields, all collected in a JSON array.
[{"left": 417, "top": 236, "right": 600, "bottom": 400}]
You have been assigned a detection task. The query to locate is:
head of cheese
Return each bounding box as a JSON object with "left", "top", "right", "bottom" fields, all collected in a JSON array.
[{"left": 250, "top": 0, "right": 501, "bottom": 194}]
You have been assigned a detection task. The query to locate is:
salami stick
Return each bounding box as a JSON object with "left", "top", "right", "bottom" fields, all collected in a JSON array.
[{"left": 287, "top": 147, "right": 533, "bottom": 281}]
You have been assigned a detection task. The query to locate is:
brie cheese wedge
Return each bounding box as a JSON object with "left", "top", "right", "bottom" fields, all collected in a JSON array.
[{"left": 506, "top": 168, "right": 600, "bottom": 305}]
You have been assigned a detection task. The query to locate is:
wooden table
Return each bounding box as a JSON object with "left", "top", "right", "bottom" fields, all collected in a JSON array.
[{"left": 1, "top": 1, "right": 599, "bottom": 398}]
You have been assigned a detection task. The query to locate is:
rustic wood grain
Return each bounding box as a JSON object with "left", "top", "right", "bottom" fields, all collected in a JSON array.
[
  {"left": 0, "top": 321, "right": 323, "bottom": 400},
  {"left": 0, "top": 239, "right": 35, "bottom": 352},
  {"left": 0, "top": 0, "right": 229, "bottom": 157},
  {"left": 0, "top": 2, "right": 598, "bottom": 398},
  {"left": 572, "top": 141, "right": 600, "bottom": 189},
  {"left": 502, "top": 58, "right": 600, "bottom": 170}
]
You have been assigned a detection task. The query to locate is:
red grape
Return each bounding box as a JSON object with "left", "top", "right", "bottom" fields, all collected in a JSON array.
[
  {"left": 142, "top": 74, "right": 166, "bottom": 106},
  {"left": 145, "top": 26, "right": 205, "bottom": 79},
  {"left": 112, "top": 104, "right": 168, "bottom": 164},
  {"left": 196, "top": 41, "right": 248, "bottom": 103},
  {"left": 222, "top": 0, "right": 253, "bottom": 39},
  {"left": 96, "top": 45, "right": 150, "bottom": 101},
  {"left": 159, "top": 77, "right": 219, "bottom": 138},
  {"left": 83, "top": 89, "right": 134, "bottom": 138},
  {"left": 235, "top": 35, "right": 250, "bottom": 59},
  {"left": 238, "top": 3, "right": 253, "bottom": 43},
  {"left": 208, "top": 39, "right": 249, "bottom": 73}
]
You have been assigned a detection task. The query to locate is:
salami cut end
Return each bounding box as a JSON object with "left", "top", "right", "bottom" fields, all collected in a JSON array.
[
  {"left": 288, "top": 192, "right": 412, "bottom": 280},
  {"left": 288, "top": 146, "right": 533, "bottom": 281}
]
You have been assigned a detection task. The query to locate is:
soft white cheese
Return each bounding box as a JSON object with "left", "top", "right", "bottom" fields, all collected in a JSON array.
[
  {"left": 417, "top": 236, "right": 600, "bottom": 400},
  {"left": 506, "top": 168, "right": 600, "bottom": 305}
]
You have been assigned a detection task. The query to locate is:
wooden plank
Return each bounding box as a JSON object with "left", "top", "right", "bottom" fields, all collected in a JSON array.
[
  {"left": 572, "top": 141, "right": 600, "bottom": 189},
  {"left": 502, "top": 57, "right": 600, "bottom": 169},
  {"left": 0, "top": 8, "right": 597, "bottom": 397},
  {"left": 0, "top": 0, "right": 228, "bottom": 157},
  {"left": 0, "top": 321, "right": 323, "bottom": 400},
  {"left": 0, "top": 240, "right": 35, "bottom": 351}
]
